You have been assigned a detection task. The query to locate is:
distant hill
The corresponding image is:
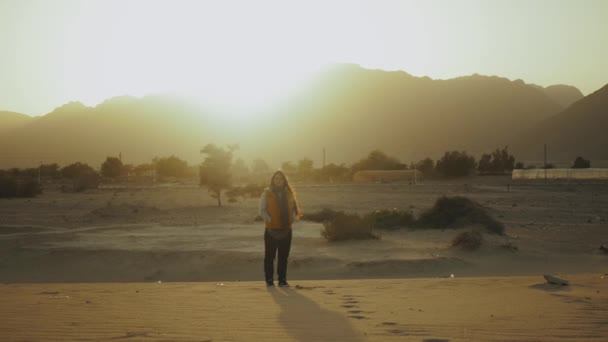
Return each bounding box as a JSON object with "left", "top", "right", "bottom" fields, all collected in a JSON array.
[
  {"left": 0, "top": 96, "right": 218, "bottom": 168},
  {"left": 0, "top": 111, "right": 33, "bottom": 134},
  {"left": 513, "top": 83, "right": 608, "bottom": 165},
  {"left": 530, "top": 84, "right": 584, "bottom": 108},
  {"left": 260, "top": 64, "right": 565, "bottom": 164},
  {"left": 0, "top": 64, "right": 594, "bottom": 169}
]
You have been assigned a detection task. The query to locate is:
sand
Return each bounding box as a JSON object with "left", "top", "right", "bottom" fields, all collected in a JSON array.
[
  {"left": 1, "top": 177, "right": 607, "bottom": 340},
  {"left": 1, "top": 275, "right": 607, "bottom": 341}
]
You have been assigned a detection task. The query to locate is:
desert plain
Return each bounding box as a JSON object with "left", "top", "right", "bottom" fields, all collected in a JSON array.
[{"left": 1, "top": 176, "right": 607, "bottom": 341}]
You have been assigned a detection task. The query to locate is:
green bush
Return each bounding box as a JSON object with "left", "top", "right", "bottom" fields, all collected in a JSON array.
[
  {"left": 364, "top": 209, "right": 414, "bottom": 230},
  {"left": 321, "top": 212, "right": 378, "bottom": 242},
  {"left": 416, "top": 196, "right": 505, "bottom": 235}
]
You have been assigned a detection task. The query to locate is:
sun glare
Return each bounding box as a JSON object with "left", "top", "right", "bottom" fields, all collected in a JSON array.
[
  {"left": 59, "top": 1, "right": 333, "bottom": 118},
  {"left": 20, "top": 0, "right": 447, "bottom": 117}
]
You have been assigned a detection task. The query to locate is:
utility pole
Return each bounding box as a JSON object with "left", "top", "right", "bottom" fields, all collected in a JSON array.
[
  {"left": 322, "top": 147, "right": 326, "bottom": 169},
  {"left": 544, "top": 144, "right": 547, "bottom": 182}
]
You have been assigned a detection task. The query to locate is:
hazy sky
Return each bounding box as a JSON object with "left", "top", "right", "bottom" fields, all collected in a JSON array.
[{"left": 1, "top": 0, "right": 607, "bottom": 116}]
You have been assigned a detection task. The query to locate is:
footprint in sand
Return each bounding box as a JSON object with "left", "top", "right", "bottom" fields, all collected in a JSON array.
[
  {"left": 109, "top": 332, "right": 149, "bottom": 339},
  {"left": 382, "top": 325, "right": 430, "bottom": 337},
  {"left": 349, "top": 310, "right": 376, "bottom": 315},
  {"left": 342, "top": 294, "right": 362, "bottom": 298}
]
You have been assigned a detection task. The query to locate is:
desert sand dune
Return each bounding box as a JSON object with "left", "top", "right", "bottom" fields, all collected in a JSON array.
[{"left": 1, "top": 275, "right": 607, "bottom": 341}]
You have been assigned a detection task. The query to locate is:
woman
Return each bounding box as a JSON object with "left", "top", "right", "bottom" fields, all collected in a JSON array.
[{"left": 259, "top": 170, "right": 300, "bottom": 287}]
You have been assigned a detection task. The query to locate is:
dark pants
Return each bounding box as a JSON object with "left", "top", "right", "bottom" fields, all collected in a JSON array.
[{"left": 264, "top": 229, "right": 292, "bottom": 282}]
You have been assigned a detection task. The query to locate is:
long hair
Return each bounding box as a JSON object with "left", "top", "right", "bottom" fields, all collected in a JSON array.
[{"left": 270, "top": 169, "right": 301, "bottom": 217}]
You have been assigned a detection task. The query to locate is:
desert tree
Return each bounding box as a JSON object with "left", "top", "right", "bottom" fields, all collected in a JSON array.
[
  {"left": 477, "top": 153, "right": 492, "bottom": 174},
  {"left": 40, "top": 163, "right": 61, "bottom": 179},
  {"left": 199, "top": 144, "right": 237, "bottom": 207},
  {"left": 251, "top": 158, "right": 270, "bottom": 175},
  {"left": 413, "top": 158, "right": 435, "bottom": 177},
  {"left": 351, "top": 150, "right": 405, "bottom": 172},
  {"left": 231, "top": 158, "right": 250, "bottom": 183},
  {"left": 572, "top": 156, "right": 591, "bottom": 169},
  {"left": 478, "top": 147, "right": 515, "bottom": 174},
  {"left": 297, "top": 158, "right": 314, "bottom": 180},
  {"left": 101, "top": 157, "right": 123, "bottom": 178},
  {"left": 491, "top": 146, "right": 515, "bottom": 173},
  {"left": 435, "top": 151, "right": 477, "bottom": 178},
  {"left": 316, "top": 163, "right": 350, "bottom": 182},
  {"left": 154, "top": 155, "right": 190, "bottom": 178},
  {"left": 61, "top": 162, "right": 100, "bottom": 191}
]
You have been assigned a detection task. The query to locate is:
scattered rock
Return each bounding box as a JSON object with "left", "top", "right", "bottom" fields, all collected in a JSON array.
[{"left": 543, "top": 274, "right": 569, "bottom": 286}]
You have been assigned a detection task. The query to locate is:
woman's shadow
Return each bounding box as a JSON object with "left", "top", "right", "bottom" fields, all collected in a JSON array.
[{"left": 269, "top": 287, "right": 364, "bottom": 341}]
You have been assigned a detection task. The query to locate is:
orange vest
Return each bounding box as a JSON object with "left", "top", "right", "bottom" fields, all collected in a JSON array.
[{"left": 264, "top": 188, "right": 295, "bottom": 229}]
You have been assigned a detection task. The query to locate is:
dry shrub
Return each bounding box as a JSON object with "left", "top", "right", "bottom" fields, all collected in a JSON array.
[
  {"left": 0, "top": 176, "right": 41, "bottom": 198},
  {"left": 416, "top": 196, "right": 505, "bottom": 235},
  {"left": 321, "top": 212, "right": 379, "bottom": 242},
  {"left": 451, "top": 230, "right": 483, "bottom": 251},
  {"left": 302, "top": 208, "right": 342, "bottom": 223},
  {"left": 225, "top": 183, "right": 265, "bottom": 202},
  {"left": 365, "top": 209, "right": 414, "bottom": 230},
  {"left": 73, "top": 174, "right": 100, "bottom": 192}
]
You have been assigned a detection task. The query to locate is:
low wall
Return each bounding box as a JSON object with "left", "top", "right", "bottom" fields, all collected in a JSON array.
[{"left": 512, "top": 168, "right": 608, "bottom": 180}]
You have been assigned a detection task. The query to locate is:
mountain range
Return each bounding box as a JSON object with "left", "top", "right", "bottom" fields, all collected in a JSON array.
[{"left": 0, "top": 64, "right": 604, "bottom": 169}]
